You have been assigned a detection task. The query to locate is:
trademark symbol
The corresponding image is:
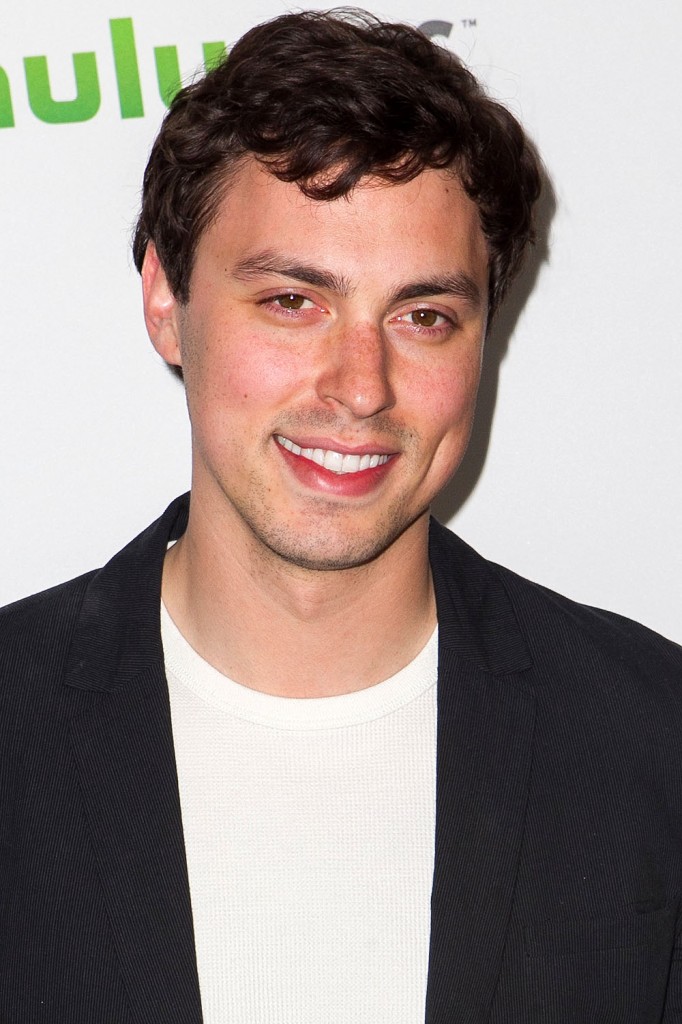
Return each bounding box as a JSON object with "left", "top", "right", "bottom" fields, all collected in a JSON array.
[{"left": 461, "top": 18, "right": 477, "bottom": 27}]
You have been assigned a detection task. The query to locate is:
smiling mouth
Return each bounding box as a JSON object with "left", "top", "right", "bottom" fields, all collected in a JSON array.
[{"left": 275, "top": 435, "right": 391, "bottom": 475}]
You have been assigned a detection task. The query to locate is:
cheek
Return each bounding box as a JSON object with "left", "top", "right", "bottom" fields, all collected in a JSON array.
[
  {"left": 413, "top": 352, "right": 482, "bottom": 441},
  {"left": 403, "top": 352, "right": 482, "bottom": 496},
  {"left": 189, "top": 328, "right": 308, "bottom": 414}
]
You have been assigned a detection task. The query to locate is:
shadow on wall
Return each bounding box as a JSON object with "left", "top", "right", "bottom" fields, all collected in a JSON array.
[{"left": 432, "top": 167, "right": 557, "bottom": 526}]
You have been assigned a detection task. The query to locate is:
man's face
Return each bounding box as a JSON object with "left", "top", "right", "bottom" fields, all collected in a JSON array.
[{"left": 144, "top": 159, "right": 489, "bottom": 571}]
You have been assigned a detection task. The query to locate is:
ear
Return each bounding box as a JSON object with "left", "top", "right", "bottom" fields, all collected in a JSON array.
[{"left": 141, "top": 243, "right": 182, "bottom": 368}]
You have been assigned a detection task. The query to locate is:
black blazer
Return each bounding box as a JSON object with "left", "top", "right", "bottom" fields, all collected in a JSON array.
[{"left": 1, "top": 493, "right": 682, "bottom": 1023}]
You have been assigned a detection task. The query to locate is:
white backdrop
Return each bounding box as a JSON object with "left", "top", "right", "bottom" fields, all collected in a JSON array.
[{"left": 2, "top": 0, "right": 681, "bottom": 642}]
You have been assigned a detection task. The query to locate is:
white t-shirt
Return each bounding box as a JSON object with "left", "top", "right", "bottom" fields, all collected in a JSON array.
[{"left": 163, "top": 602, "right": 437, "bottom": 1024}]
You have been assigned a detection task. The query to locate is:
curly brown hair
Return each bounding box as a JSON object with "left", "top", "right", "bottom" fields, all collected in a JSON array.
[{"left": 132, "top": 8, "right": 542, "bottom": 317}]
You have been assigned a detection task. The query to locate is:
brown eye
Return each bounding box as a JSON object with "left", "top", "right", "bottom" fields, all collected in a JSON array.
[
  {"left": 411, "top": 309, "right": 439, "bottom": 327},
  {"left": 277, "top": 294, "right": 307, "bottom": 310}
]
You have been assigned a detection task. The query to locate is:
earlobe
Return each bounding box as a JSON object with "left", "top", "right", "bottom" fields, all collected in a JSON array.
[{"left": 141, "top": 243, "right": 182, "bottom": 367}]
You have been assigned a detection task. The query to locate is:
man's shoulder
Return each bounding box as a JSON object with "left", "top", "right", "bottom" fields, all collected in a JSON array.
[
  {"left": 0, "top": 572, "right": 96, "bottom": 689},
  {"left": 0, "top": 494, "right": 188, "bottom": 705},
  {"left": 430, "top": 518, "right": 682, "bottom": 690},
  {"left": 496, "top": 556, "right": 680, "bottom": 663},
  {"left": 434, "top": 522, "right": 682, "bottom": 782},
  {"left": 0, "top": 571, "right": 96, "bottom": 642},
  {"left": 1, "top": 571, "right": 94, "bottom": 619}
]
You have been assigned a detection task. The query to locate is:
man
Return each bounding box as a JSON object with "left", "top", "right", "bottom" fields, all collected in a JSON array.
[{"left": 1, "top": 9, "right": 681, "bottom": 1023}]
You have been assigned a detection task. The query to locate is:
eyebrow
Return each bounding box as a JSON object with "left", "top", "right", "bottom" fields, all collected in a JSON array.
[
  {"left": 388, "top": 273, "right": 482, "bottom": 310},
  {"left": 233, "top": 250, "right": 482, "bottom": 311},
  {"left": 233, "top": 250, "right": 353, "bottom": 297}
]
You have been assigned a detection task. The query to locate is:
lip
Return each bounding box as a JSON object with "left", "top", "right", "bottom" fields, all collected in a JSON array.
[
  {"left": 275, "top": 435, "right": 398, "bottom": 497},
  {"left": 274, "top": 433, "right": 398, "bottom": 457}
]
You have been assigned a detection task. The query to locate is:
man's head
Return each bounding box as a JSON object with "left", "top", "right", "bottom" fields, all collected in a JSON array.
[
  {"left": 132, "top": 9, "right": 541, "bottom": 318},
  {"left": 137, "top": 11, "right": 543, "bottom": 573}
]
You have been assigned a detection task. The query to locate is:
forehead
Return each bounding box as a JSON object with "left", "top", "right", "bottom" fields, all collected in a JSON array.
[{"left": 197, "top": 158, "right": 489, "bottom": 291}]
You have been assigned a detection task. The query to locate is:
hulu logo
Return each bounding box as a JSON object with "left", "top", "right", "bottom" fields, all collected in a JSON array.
[
  {"left": 0, "top": 17, "right": 226, "bottom": 128},
  {"left": 0, "top": 17, "right": 452, "bottom": 130}
]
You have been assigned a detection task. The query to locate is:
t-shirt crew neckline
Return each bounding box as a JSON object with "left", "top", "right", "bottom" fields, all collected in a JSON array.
[{"left": 161, "top": 601, "right": 438, "bottom": 731}]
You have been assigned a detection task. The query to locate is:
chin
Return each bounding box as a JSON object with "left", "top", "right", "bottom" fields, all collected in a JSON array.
[{"left": 249, "top": 507, "right": 423, "bottom": 573}]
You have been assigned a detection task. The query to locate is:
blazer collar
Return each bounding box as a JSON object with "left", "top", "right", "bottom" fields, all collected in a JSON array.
[
  {"left": 65, "top": 494, "right": 202, "bottom": 1024},
  {"left": 65, "top": 499, "right": 531, "bottom": 693},
  {"left": 428, "top": 517, "right": 532, "bottom": 675},
  {"left": 64, "top": 493, "right": 190, "bottom": 692},
  {"left": 426, "top": 518, "right": 535, "bottom": 1022}
]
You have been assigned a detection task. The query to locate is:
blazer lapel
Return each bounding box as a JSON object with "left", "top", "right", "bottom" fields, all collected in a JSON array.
[
  {"left": 425, "top": 520, "right": 535, "bottom": 1023},
  {"left": 65, "top": 496, "right": 203, "bottom": 1024}
]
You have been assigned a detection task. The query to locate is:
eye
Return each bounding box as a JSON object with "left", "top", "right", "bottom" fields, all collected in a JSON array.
[
  {"left": 408, "top": 309, "right": 441, "bottom": 327},
  {"left": 394, "top": 307, "right": 455, "bottom": 330},
  {"left": 257, "top": 290, "right": 328, "bottom": 325},
  {"left": 273, "top": 293, "right": 314, "bottom": 311}
]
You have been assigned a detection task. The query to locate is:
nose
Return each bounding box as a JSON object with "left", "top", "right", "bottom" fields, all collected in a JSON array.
[{"left": 315, "top": 322, "right": 395, "bottom": 419}]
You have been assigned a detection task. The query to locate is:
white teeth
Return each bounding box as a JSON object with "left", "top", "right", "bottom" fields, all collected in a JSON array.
[
  {"left": 276, "top": 435, "right": 390, "bottom": 475},
  {"left": 323, "top": 450, "right": 344, "bottom": 473},
  {"left": 341, "top": 454, "right": 361, "bottom": 474}
]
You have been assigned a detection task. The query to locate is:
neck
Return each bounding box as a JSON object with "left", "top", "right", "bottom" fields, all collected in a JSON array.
[{"left": 162, "top": 497, "right": 436, "bottom": 698}]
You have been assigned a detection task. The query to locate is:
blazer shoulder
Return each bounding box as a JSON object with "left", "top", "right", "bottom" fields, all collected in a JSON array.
[
  {"left": 0, "top": 572, "right": 96, "bottom": 700},
  {"left": 430, "top": 517, "right": 682, "bottom": 693},
  {"left": 494, "top": 557, "right": 682, "bottom": 671}
]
